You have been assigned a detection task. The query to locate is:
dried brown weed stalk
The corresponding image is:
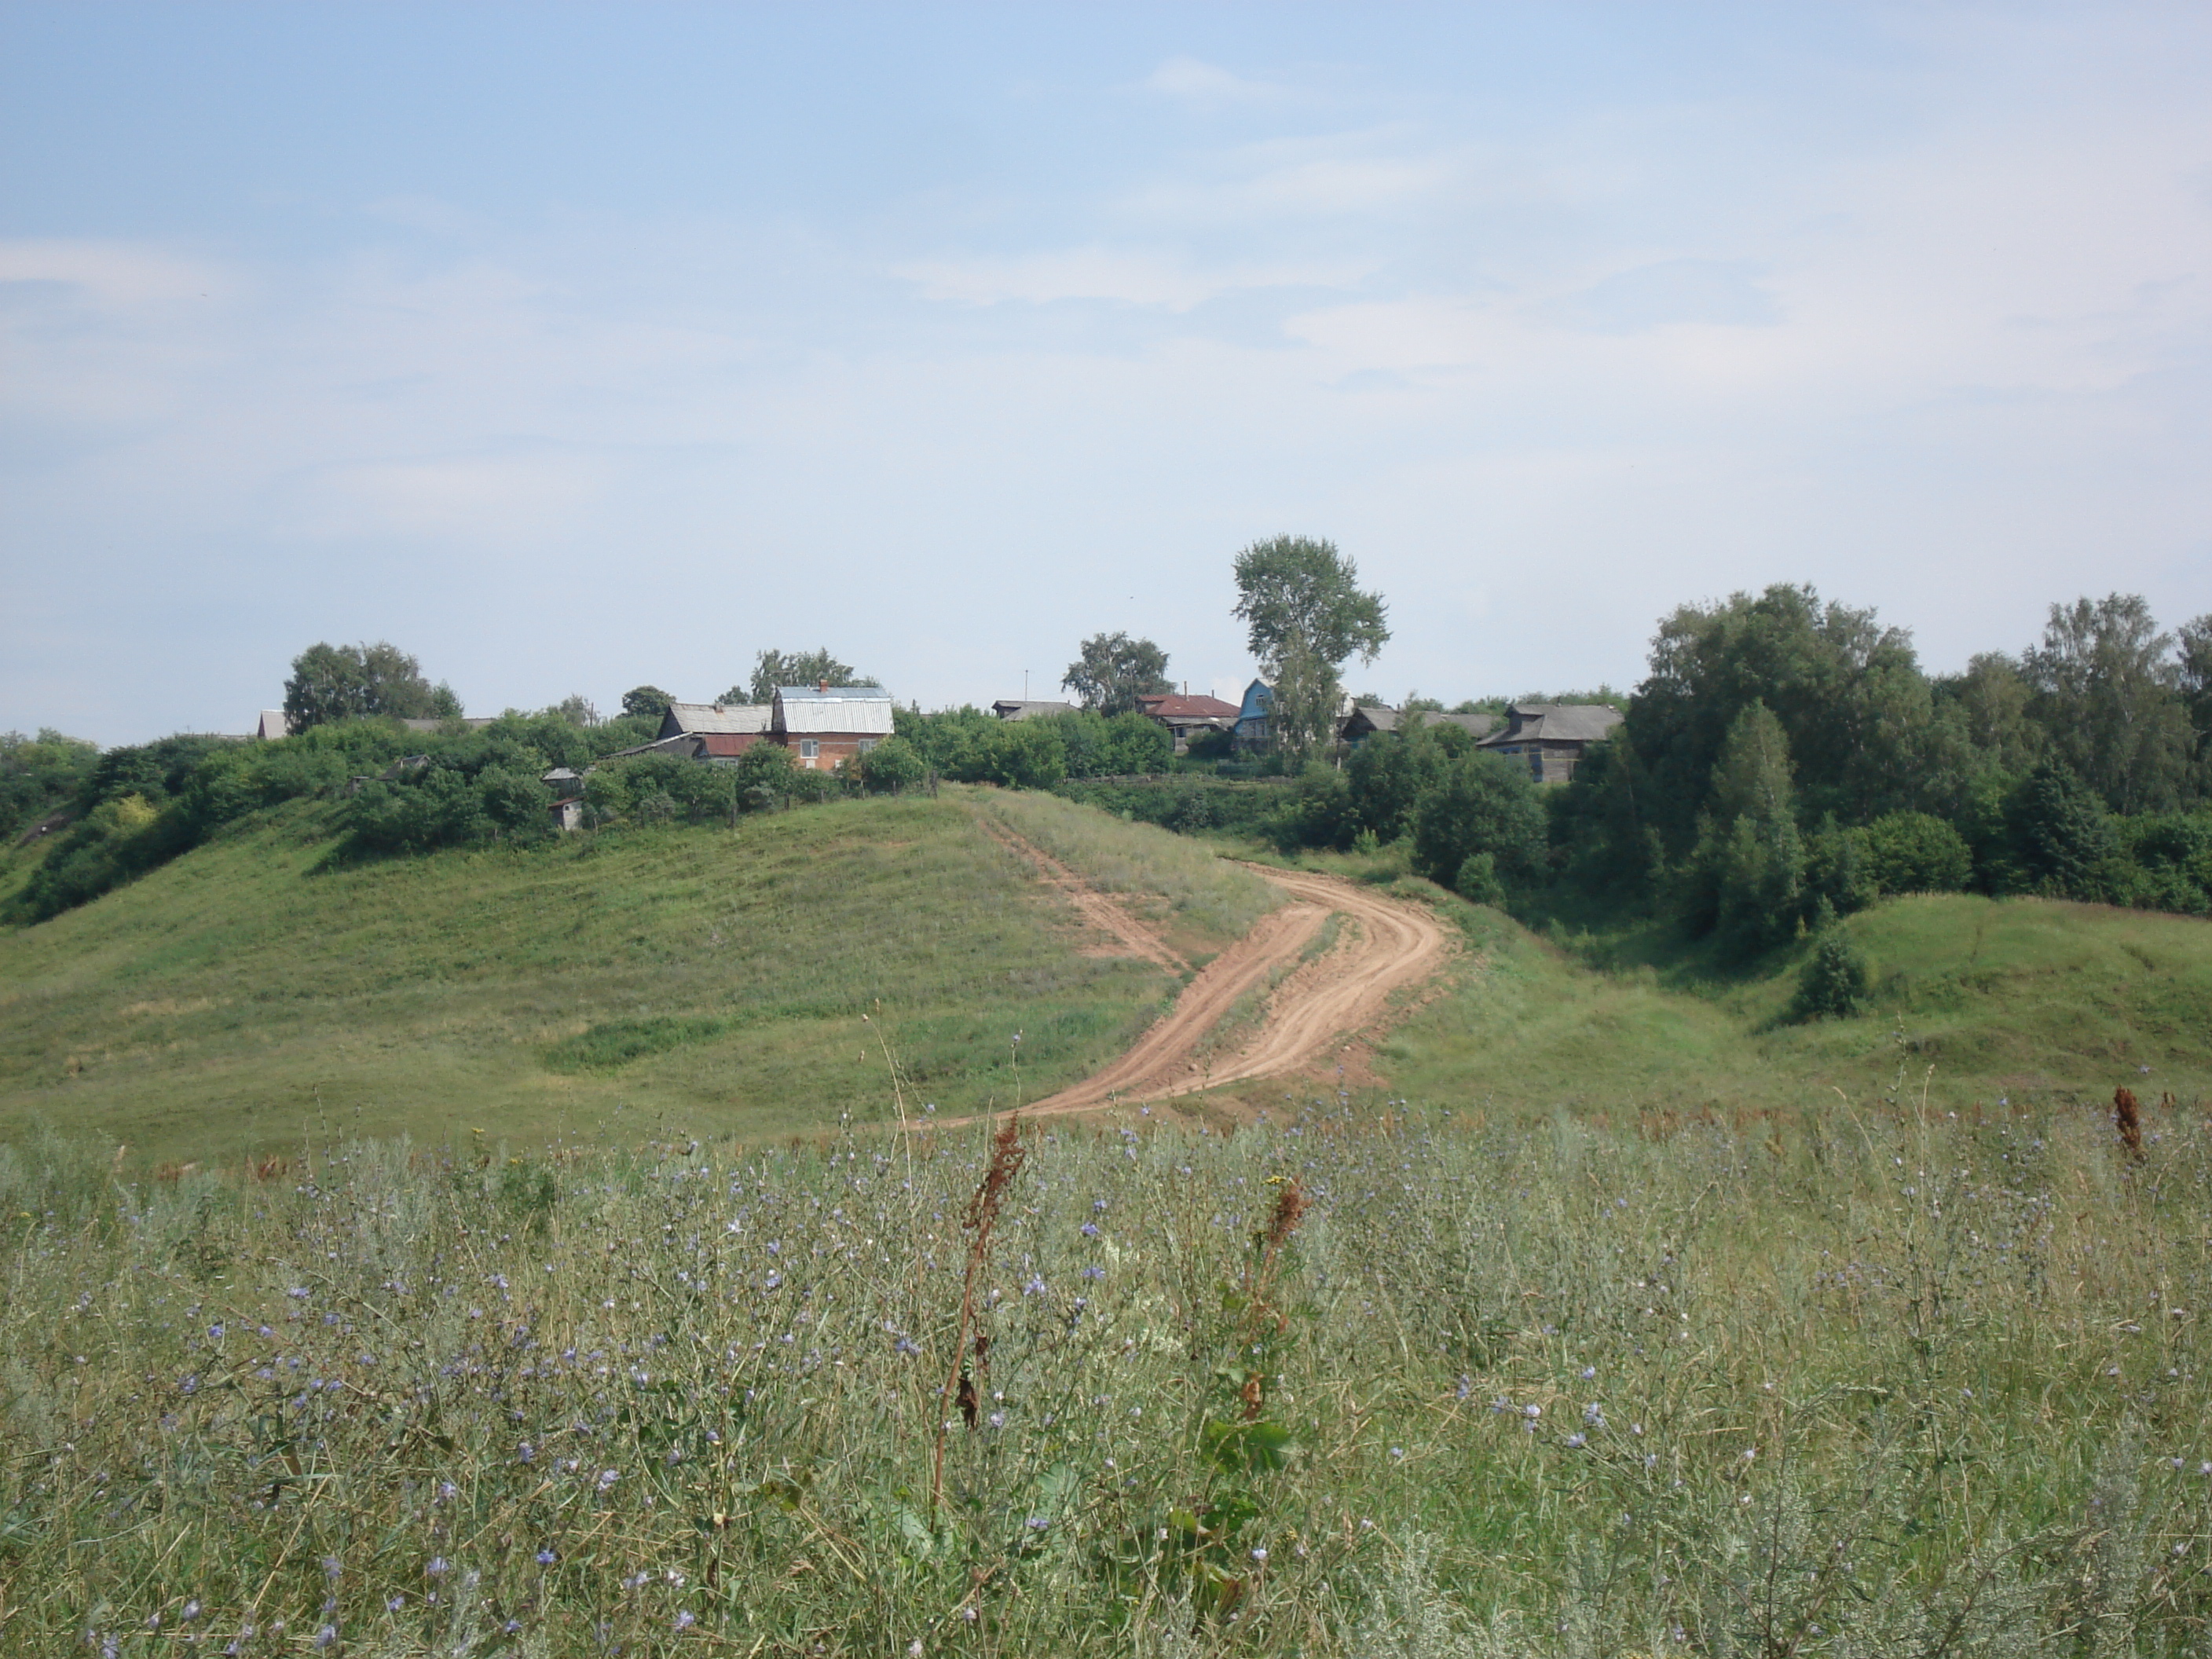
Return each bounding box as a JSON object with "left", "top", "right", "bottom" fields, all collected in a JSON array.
[
  {"left": 931, "top": 1115, "right": 1027, "bottom": 1517},
  {"left": 1236, "top": 1177, "right": 1307, "bottom": 1419},
  {"left": 2114, "top": 1086, "right": 2144, "bottom": 1159}
]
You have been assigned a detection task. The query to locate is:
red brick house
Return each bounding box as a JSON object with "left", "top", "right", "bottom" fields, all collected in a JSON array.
[{"left": 771, "top": 684, "right": 895, "bottom": 771}]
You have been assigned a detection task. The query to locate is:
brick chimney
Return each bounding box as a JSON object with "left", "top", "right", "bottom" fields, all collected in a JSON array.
[{"left": 818, "top": 679, "right": 829, "bottom": 692}]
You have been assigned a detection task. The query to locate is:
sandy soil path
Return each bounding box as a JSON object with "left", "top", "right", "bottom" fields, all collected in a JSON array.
[{"left": 967, "top": 830, "right": 1451, "bottom": 1119}]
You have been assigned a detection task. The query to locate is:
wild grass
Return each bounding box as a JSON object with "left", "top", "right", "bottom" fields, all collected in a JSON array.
[
  {"left": 969, "top": 786, "right": 1281, "bottom": 961},
  {"left": 0, "top": 796, "right": 1187, "bottom": 1162},
  {"left": 2, "top": 1090, "right": 2207, "bottom": 1655}
]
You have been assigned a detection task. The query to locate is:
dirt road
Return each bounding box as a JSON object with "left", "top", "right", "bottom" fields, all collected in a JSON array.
[
  {"left": 980, "top": 818, "right": 1191, "bottom": 974},
  {"left": 981, "top": 823, "right": 1451, "bottom": 1118}
]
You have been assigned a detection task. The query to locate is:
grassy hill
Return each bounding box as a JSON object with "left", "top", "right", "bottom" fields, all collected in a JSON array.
[
  {"left": 1232, "top": 845, "right": 2212, "bottom": 1124},
  {"left": 0, "top": 789, "right": 1275, "bottom": 1163},
  {"left": 3, "top": 787, "right": 2205, "bottom": 1166}
]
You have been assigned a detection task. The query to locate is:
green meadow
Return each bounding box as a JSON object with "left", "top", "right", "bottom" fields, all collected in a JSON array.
[
  {"left": 4, "top": 787, "right": 2212, "bottom": 1652},
  {"left": 0, "top": 792, "right": 1276, "bottom": 1164},
  {"left": 1228, "top": 842, "right": 2212, "bottom": 1127},
  {"left": 4, "top": 790, "right": 2209, "bottom": 1169}
]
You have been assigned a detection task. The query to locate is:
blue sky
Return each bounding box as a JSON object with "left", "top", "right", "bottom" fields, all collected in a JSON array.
[{"left": 3, "top": 3, "right": 2208, "bottom": 743}]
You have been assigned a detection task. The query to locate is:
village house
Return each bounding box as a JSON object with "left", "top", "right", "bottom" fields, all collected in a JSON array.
[
  {"left": 772, "top": 683, "right": 894, "bottom": 771},
  {"left": 1231, "top": 679, "right": 1273, "bottom": 755},
  {"left": 1132, "top": 690, "right": 1240, "bottom": 754},
  {"left": 1475, "top": 703, "right": 1624, "bottom": 782},
  {"left": 1339, "top": 705, "right": 1501, "bottom": 745},
  {"left": 655, "top": 701, "right": 774, "bottom": 760}
]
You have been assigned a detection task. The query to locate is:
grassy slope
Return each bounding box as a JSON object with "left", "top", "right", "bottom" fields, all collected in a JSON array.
[
  {"left": 1379, "top": 889, "right": 2212, "bottom": 1120},
  {"left": 0, "top": 791, "right": 1273, "bottom": 1162},
  {"left": 4, "top": 786, "right": 2203, "bottom": 1163}
]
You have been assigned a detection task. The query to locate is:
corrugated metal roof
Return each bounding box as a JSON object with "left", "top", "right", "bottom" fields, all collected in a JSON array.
[
  {"left": 775, "top": 686, "right": 894, "bottom": 734},
  {"left": 256, "top": 710, "right": 290, "bottom": 740},
  {"left": 663, "top": 701, "right": 773, "bottom": 735},
  {"left": 992, "top": 699, "right": 1079, "bottom": 720}
]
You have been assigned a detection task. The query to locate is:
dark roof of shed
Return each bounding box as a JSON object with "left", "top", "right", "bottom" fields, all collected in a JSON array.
[{"left": 1478, "top": 704, "right": 1623, "bottom": 745}]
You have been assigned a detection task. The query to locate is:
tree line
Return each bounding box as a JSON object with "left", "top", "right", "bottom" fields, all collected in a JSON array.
[
  {"left": 1258, "top": 585, "right": 2212, "bottom": 943},
  {"left": 8, "top": 571, "right": 2205, "bottom": 937}
]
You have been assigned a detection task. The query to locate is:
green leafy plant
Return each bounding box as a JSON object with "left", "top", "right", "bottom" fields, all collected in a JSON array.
[{"left": 1789, "top": 927, "right": 1871, "bottom": 1021}]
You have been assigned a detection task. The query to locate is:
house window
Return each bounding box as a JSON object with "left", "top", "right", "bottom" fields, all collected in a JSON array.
[
  {"left": 856, "top": 738, "right": 879, "bottom": 754},
  {"left": 800, "top": 738, "right": 819, "bottom": 760}
]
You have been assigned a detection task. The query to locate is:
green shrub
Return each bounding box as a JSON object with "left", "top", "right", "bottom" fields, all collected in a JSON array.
[
  {"left": 1863, "top": 810, "right": 1973, "bottom": 894},
  {"left": 856, "top": 736, "right": 927, "bottom": 794},
  {"left": 1051, "top": 776, "right": 1291, "bottom": 838},
  {"left": 1452, "top": 851, "right": 1505, "bottom": 906},
  {"left": 1409, "top": 750, "right": 1546, "bottom": 892},
  {"left": 1789, "top": 928, "right": 1870, "bottom": 1020}
]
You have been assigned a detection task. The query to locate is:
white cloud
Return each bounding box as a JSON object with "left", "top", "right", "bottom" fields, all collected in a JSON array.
[
  {"left": 1551, "top": 260, "right": 1781, "bottom": 334},
  {"left": 893, "top": 247, "right": 1366, "bottom": 311},
  {"left": 0, "top": 237, "right": 235, "bottom": 306},
  {"left": 1142, "top": 56, "right": 1282, "bottom": 104},
  {"left": 276, "top": 453, "right": 617, "bottom": 548}
]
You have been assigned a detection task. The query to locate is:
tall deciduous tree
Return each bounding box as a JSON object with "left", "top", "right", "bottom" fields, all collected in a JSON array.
[
  {"left": 1230, "top": 535, "right": 1390, "bottom": 760},
  {"left": 728, "top": 649, "right": 865, "bottom": 705},
  {"left": 2176, "top": 613, "right": 2212, "bottom": 772},
  {"left": 1632, "top": 584, "right": 1932, "bottom": 844},
  {"left": 282, "top": 642, "right": 455, "bottom": 733},
  {"left": 2020, "top": 594, "right": 2194, "bottom": 814},
  {"left": 1060, "top": 632, "right": 1171, "bottom": 716},
  {"left": 1693, "top": 701, "right": 1807, "bottom": 954},
  {"left": 620, "top": 685, "right": 675, "bottom": 720}
]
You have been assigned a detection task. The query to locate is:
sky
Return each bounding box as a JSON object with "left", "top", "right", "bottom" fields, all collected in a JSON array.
[{"left": 2, "top": 2, "right": 2208, "bottom": 745}]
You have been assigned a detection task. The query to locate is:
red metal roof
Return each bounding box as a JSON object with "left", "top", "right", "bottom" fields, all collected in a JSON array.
[
  {"left": 1136, "top": 693, "right": 1240, "bottom": 720},
  {"left": 699, "top": 732, "right": 764, "bottom": 756}
]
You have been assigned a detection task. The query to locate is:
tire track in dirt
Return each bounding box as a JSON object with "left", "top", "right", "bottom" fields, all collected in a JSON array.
[
  {"left": 981, "top": 819, "right": 1191, "bottom": 973},
  {"left": 947, "top": 847, "right": 1452, "bottom": 1122}
]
